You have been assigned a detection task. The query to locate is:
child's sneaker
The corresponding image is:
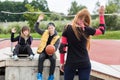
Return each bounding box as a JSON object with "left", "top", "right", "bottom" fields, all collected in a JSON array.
[
  {"left": 28, "top": 55, "right": 34, "bottom": 60},
  {"left": 12, "top": 55, "right": 19, "bottom": 61},
  {"left": 37, "top": 73, "right": 43, "bottom": 80},
  {"left": 48, "top": 75, "right": 54, "bottom": 80}
]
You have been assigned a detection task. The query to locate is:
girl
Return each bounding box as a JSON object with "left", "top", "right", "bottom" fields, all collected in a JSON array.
[
  {"left": 59, "top": 6, "right": 106, "bottom": 80},
  {"left": 11, "top": 26, "right": 34, "bottom": 61}
]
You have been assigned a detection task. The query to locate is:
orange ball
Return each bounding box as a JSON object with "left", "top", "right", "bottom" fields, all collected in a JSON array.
[{"left": 45, "top": 45, "right": 55, "bottom": 55}]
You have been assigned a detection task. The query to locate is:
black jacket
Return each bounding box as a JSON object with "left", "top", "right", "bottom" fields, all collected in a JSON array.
[{"left": 11, "top": 33, "right": 33, "bottom": 45}]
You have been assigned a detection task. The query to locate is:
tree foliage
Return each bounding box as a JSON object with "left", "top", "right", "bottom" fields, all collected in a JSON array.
[
  {"left": 68, "top": 1, "right": 86, "bottom": 15},
  {"left": 30, "top": 0, "right": 49, "bottom": 12},
  {"left": 93, "top": 0, "right": 120, "bottom": 30},
  {"left": 105, "top": 0, "right": 120, "bottom": 30},
  {"left": 0, "top": 1, "right": 26, "bottom": 22},
  {"left": 0, "top": 0, "right": 49, "bottom": 22},
  {"left": 49, "top": 13, "right": 62, "bottom": 21},
  {"left": 23, "top": 4, "right": 40, "bottom": 32}
]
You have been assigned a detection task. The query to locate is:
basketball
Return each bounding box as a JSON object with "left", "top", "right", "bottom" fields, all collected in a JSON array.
[{"left": 45, "top": 45, "right": 55, "bottom": 55}]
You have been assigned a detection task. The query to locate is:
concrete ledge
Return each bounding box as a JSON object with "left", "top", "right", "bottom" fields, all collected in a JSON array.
[
  {"left": 1, "top": 47, "right": 120, "bottom": 80},
  {"left": 5, "top": 58, "right": 60, "bottom": 80},
  {"left": 0, "top": 61, "right": 5, "bottom": 67},
  {"left": 91, "top": 70, "right": 120, "bottom": 80},
  {"left": 0, "top": 75, "right": 4, "bottom": 80},
  {"left": 0, "top": 47, "right": 60, "bottom": 80},
  {"left": 5, "top": 66, "right": 60, "bottom": 80},
  {"left": 5, "top": 58, "right": 60, "bottom": 67},
  {"left": 91, "top": 61, "right": 120, "bottom": 80}
]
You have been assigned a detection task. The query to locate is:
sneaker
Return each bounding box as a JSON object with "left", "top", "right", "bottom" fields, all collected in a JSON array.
[
  {"left": 12, "top": 55, "right": 19, "bottom": 61},
  {"left": 28, "top": 55, "right": 34, "bottom": 60},
  {"left": 37, "top": 73, "right": 43, "bottom": 80},
  {"left": 48, "top": 75, "right": 54, "bottom": 80}
]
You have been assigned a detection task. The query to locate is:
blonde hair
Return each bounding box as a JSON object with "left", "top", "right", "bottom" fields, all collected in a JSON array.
[{"left": 72, "top": 8, "right": 91, "bottom": 51}]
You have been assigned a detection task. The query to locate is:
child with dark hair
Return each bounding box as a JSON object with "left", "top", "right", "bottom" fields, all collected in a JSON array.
[
  {"left": 11, "top": 26, "right": 34, "bottom": 61},
  {"left": 34, "top": 14, "right": 60, "bottom": 80}
]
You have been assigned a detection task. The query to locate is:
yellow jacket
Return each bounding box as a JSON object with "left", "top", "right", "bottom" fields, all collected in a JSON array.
[{"left": 37, "top": 30, "right": 60, "bottom": 54}]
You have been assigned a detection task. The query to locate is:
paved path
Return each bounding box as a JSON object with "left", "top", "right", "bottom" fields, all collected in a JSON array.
[
  {"left": 89, "top": 40, "right": 120, "bottom": 65},
  {"left": 0, "top": 39, "right": 120, "bottom": 65}
]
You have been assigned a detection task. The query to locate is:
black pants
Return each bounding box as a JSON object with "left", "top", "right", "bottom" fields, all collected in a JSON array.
[
  {"left": 64, "top": 64, "right": 91, "bottom": 80},
  {"left": 13, "top": 44, "right": 34, "bottom": 56},
  {"left": 38, "top": 52, "right": 56, "bottom": 75}
]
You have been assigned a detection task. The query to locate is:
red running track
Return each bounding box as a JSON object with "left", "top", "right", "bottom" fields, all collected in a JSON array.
[
  {"left": 89, "top": 39, "right": 120, "bottom": 65},
  {"left": 0, "top": 39, "right": 120, "bottom": 65}
]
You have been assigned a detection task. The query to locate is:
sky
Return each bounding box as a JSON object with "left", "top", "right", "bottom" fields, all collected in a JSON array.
[
  {"left": 1, "top": 0, "right": 107, "bottom": 15},
  {"left": 46, "top": 0, "right": 107, "bottom": 15}
]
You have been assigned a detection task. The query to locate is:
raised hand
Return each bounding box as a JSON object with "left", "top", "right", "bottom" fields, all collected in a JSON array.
[
  {"left": 11, "top": 28, "right": 16, "bottom": 33},
  {"left": 99, "top": 6, "right": 105, "bottom": 15},
  {"left": 37, "top": 14, "right": 44, "bottom": 22},
  {"left": 60, "top": 64, "right": 64, "bottom": 72}
]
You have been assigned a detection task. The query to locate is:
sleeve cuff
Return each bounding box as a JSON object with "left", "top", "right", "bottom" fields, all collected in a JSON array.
[{"left": 60, "top": 54, "right": 65, "bottom": 64}]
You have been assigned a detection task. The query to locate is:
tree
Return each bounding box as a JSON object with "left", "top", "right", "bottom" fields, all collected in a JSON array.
[
  {"left": 93, "top": 0, "right": 100, "bottom": 14},
  {"left": 105, "top": 0, "right": 120, "bottom": 30},
  {"left": 0, "top": 1, "right": 27, "bottom": 22},
  {"left": 92, "top": 0, "right": 120, "bottom": 30},
  {"left": 0, "top": 1, "right": 15, "bottom": 22},
  {"left": 0, "top": 0, "right": 49, "bottom": 22},
  {"left": 49, "top": 13, "right": 62, "bottom": 21},
  {"left": 23, "top": 4, "right": 41, "bottom": 32},
  {"left": 23, "top": 0, "right": 28, "bottom": 4},
  {"left": 68, "top": 1, "right": 86, "bottom": 15},
  {"left": 30, "top": 0, "right": 49, "bottom": 12},
  {"left": 108, "top": 0, "right": 120, "bottom": 12}
]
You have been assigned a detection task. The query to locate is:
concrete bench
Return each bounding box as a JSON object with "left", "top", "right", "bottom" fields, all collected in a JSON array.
[
  {"left": 91, "top": 61, "right": 120, "bottom": 80},
  {"left": 5, "top": 58, "right": 60, "bottom": 80},
  {"left": 0, "top": 47, "right": 60, "bottom": 80},
  {"left": 1, "top": 47, "right": 120, "bottom": 80}
]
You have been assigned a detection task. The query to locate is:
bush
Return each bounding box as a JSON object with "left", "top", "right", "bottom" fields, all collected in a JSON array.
[
  {"left": 34, "top": 20, "right": 70, "bottom": 32},
  {"left": 54, "top": 20, "right": 70, "bottom": 32},
  {"left": 0, "top": 21, "right": 71, "bottom": 34},
  {"left": 91, "top": 16, "right": 120, "bottom": 31},
  {"left": 1, "top": 18, "right": 120, "bottom": 34},
  {"left": 0, "top": 27, "right": 4, "bottom": 34},
  {"left": 0, "top": 21, "right": 28, "bottom": 34},
  {"left": 115, "top": 16, "right": 120, "bottom": 30},
  {"left": 91, "top": 18, "right": 99, "bottom": 28}
]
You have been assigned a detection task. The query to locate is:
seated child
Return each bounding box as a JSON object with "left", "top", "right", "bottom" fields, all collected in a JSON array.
[{"left": 11, "top": 26, "right": 34, "bottom": 60}]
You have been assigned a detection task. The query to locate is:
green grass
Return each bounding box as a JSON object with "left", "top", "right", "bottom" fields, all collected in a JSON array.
[
  {"left": 31, "top": 33, "right": 41, "bottom": 38},
  {"left": 0, "top": 34, "right": 11, "bottom": 38},
  {"left": 0, "top": 31, "right": 120, "bottom": 39},
  {"left": 92, "top": 31, "right": 120, "bottom": 39},
  {"left": 0, "top": 33, "right": 41, "bottom": 38}
]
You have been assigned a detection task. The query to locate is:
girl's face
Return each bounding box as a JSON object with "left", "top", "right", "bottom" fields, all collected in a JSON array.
[
  {"left": 77, "top": 18, "right": 84, "bottom": 27},
  {"left": 23, "top": 30, "right": 29, "bottom": 36},
  {"left": 48, "top": 25, "right": 55, "bottom": 35}
]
